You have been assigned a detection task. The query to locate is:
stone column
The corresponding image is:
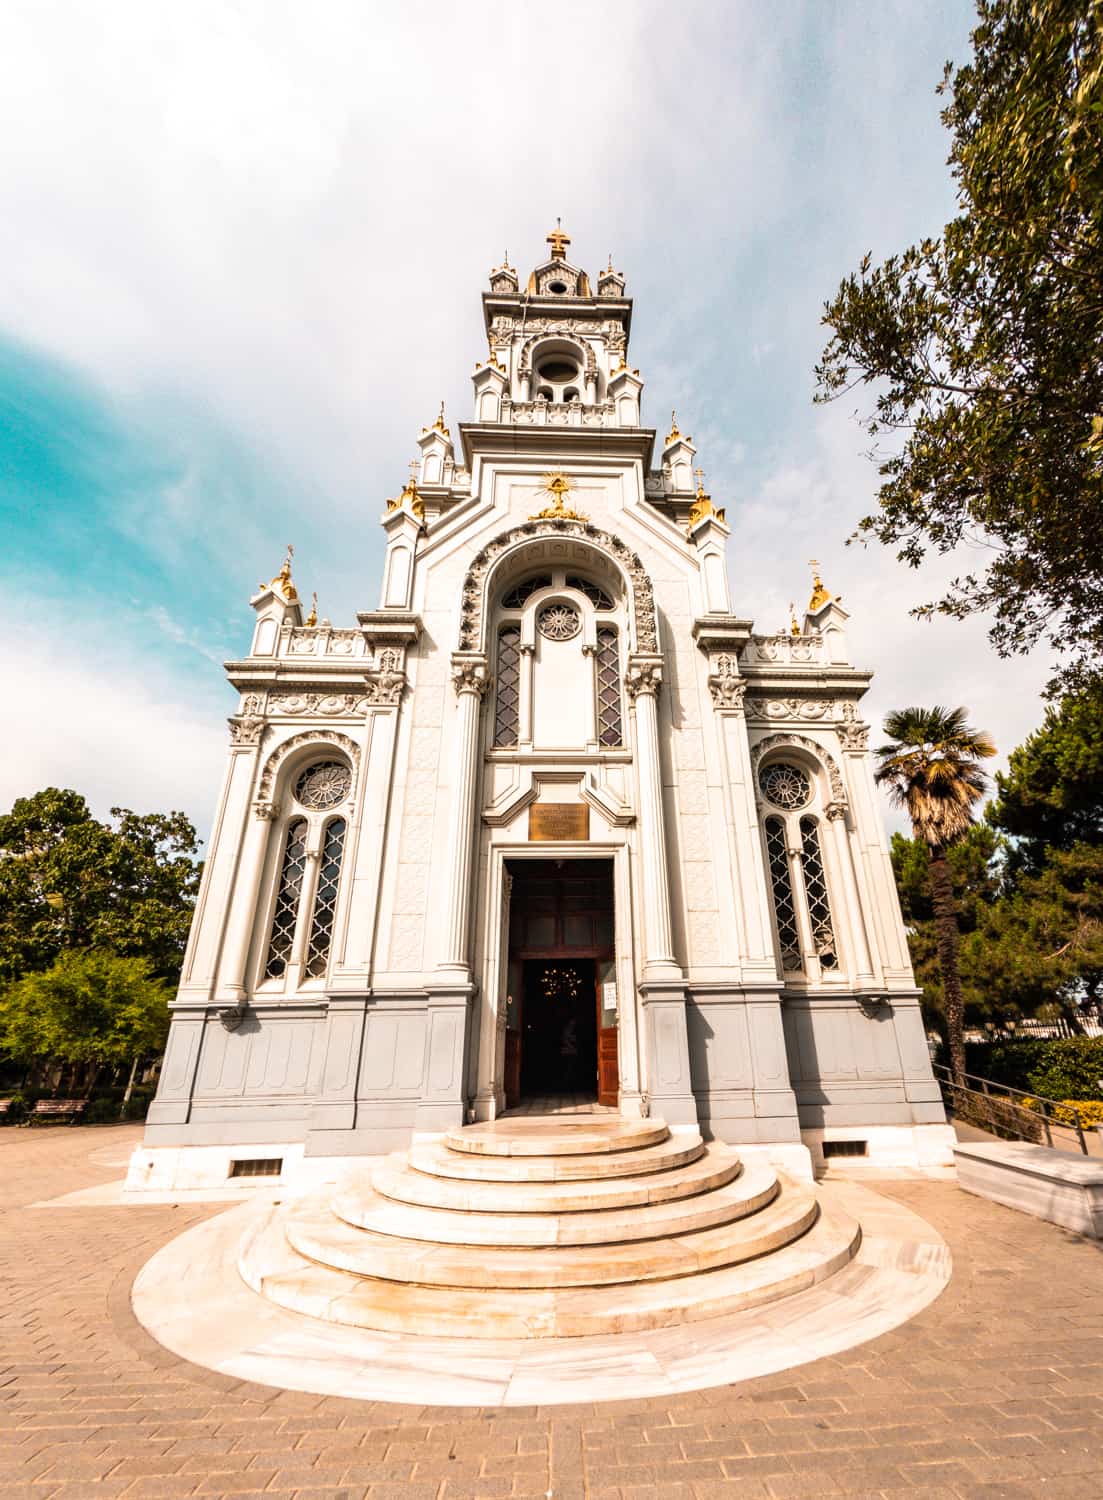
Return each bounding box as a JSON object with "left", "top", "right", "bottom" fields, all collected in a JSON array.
[
  {"left": 825, "top": 801, "right": 876, "bottom": 988},
  {"left": 439, "top": 653, "right": 490, "bottom": 972},
  {"left": 627, "top": 654, "right": 697, "bottom": 1126},
  {"left": 416, "top": 651, "right": 489, "bottom": 1132},
  {"left": 216, "top": 791, "right": 275, "bottom": 1005}
]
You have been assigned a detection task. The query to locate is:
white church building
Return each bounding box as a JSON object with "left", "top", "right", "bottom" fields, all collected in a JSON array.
[{"left": 136, "top": 229, "right": 951, "bottom": 1189}]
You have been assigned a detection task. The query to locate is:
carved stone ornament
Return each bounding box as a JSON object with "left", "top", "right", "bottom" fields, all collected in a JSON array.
[
  {"left": 708, "top": 675, "right": 746, "bottom": 710},
  {"left": 838, "top": 701, "right": 870, "bottom": 751},
  {"left": 625, "top": 656, "right": 662, "bottom": 702},
  {"left": 459, "top": 522, "right": 657, "bottom": 654},
  {"left": 365, "top": 670, "right": 405, "bottom": 707},
  {"left": 750, "top": 733, "right": 846, "bottom": 805},
  {"left": 745, "top": 697, "right": 834, "bottom": 723},
  {"left": 451, "top": 656, "right": 491, "bottom": 698},
  {"left": 256, "top": 731, "right": 361, "bottom": 809},
  {"left": 253, "top": 799, "right": 280, "bottom": 820},
  {"left": 228, "top": 715, "right": 265, "bottom": 746},
  {"left": 268, "top": 692, "right": 368, "bottom": 719},
  {"left": 825, "top": 801, "right": 848, "bottom": 822},
  {"left": 218, "top": 1005, "right": 245, "bottom": 1031}
]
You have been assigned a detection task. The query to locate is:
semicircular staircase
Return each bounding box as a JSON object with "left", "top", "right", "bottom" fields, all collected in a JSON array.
[{"left": 239, "top": 1117, "right": 862, "bottom": 1340}]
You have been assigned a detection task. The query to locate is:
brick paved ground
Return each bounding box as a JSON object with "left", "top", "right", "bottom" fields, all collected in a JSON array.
[{"left": 2, "top": 1125, "right": 1102, "bottom": 1500}]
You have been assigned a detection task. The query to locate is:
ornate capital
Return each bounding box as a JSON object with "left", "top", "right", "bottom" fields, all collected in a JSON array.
[
  {"left": 451, "top": 654, "right": 491, "bottom": 698},
  {"left": 253, "top": 799, "right": 281, "bottom": 821},
  {"left": 364, "top": 669, "right": 406, "bottom": 707},
  {"left": 708, "top": 674, "right": 746, "bottom": 711},
  {"left": 228, "top": 715, "right": 265, "bottom": 747},
  {"left": 838, "top": 721, "right": 870, "bottom": 751},
  {"left": 625, "top": 655, "right": 663, "bottom": 703},
  {"left": 825, "top": 800, "right": 849, "bottom": 822}
]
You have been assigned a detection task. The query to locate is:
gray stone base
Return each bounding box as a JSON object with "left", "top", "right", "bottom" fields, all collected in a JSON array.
[{"left": 954, "top": 1141, "right": 1103, "bottom": 1238}]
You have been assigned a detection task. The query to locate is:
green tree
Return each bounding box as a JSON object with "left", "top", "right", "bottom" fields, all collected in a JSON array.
[
  {"left": 876, "top": 707, "right": 996, "bottom": 1083},
  {"left": 990, "top": 688, "right": 1103, "bottom": 870},
  {"left": 0, "top": 788, "right": 201, "bottom": 985},
  {"left": 0, "top": 950, "right": 172, "bottom": 1098},
  {"left": 815, "top": 0, "right": 1103, "bottom": 690}
]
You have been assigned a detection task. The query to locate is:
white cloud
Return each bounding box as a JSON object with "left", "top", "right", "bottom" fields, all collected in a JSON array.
[{"left": 0, "top": 614, "right": 227, "bottom": 835}]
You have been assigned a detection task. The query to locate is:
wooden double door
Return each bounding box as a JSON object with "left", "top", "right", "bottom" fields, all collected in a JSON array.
[{"left": 503, "top": 859, "right": 619, "bottom": 1108}]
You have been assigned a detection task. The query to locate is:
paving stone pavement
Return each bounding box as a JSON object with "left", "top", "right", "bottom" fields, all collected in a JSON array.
[{"left": 2, "top": 1125, "right": 1102, "bottom": 1500}]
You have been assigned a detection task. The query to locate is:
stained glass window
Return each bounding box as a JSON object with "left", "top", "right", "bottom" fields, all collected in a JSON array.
[
  {"left": 501, "top": 574, "right": 551, "bottom": 609},
  {"left": 800, "top": 816, "right": 838, "bottom": 970},
  {"left": 596, "top": 627, "right": 623, "bottom": 747},
  {"left": 566, "top": 574, "right": 614, "bottom": 610},
  {"left": 264, "top": 819, "right": 307, "bottom": 979},
  {"left": 764, "top": 816, "right": 802, "bottom": 971},
  {"left": 295, "top": 761, "right": 350, "bottom": 810},
  {"left": 760, "top": 762, "right": 811, "bottom": 810},
  {"left": 494, "top": 626, "right": 521, "bottom": 746},
  {"left": 304, "top": 818, "right": 346, "bottom": 979}
]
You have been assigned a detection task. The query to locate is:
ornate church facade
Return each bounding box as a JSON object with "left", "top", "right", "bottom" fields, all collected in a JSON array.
[{"left": 134, "top": 230, "right": 952, "bottom": 1189}]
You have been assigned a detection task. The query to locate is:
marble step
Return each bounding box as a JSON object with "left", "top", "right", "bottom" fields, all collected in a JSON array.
[
  {"left": 333, "top": 1161, "right": 776, "bottom": 1247},
  {"left": 240, "top": 1194, "right": 860, "bottom": 1339},
  {"left": 284, "top": 1174, "right": 818, "bottom": 1288},
  {"left": 406, "top": 1132, "right": 705, "bottom": 1184},
  {"left": 371, "top": 1143, "right": 742, "bottom": 1215},
  {"left": 442, "top": 1118, "right": 669, "bottom": 1158}
]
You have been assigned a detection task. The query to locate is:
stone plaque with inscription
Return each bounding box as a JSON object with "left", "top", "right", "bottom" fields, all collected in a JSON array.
[{"left": 528, "top": 803, "right": 590, "bottom": 842}]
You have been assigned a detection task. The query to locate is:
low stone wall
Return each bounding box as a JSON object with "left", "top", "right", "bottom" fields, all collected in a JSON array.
[{"left": 954, "top": 1140, "right": 1103, "bottom": 1239}]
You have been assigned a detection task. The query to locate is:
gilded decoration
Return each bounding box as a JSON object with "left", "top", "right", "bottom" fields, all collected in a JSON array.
[
  {"left": 529, "top": 471, "right": 588, "bottom": 522},
  {"left": 262, "top": 544, "right": 299, "bottom": 604},
  {"left": 807, "top": 558, "right": 838, "bottom": 612},
  {"left": 686, "top": 470, "right": 726, "bottom": 533},
  {"left": 458, "top": 521, "right": 658, "bottom": 654}
]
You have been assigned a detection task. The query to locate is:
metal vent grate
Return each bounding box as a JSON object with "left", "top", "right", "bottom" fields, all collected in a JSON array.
[
  {"left": 229, "top": 1157, "right": 283, "bottom": 1178},
  {"left": 822, "top": 1139, "right": 867, "bottom": 1158}
]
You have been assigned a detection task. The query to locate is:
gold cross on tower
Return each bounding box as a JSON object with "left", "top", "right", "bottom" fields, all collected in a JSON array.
[{"left": 546, "top": 219, "right": 571, "bottom": 260}]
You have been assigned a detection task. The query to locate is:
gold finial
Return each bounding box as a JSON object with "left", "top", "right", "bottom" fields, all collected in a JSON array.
[
  {"left": 433, "top": 400, "right": 449, "bottom": 436},
  {"left": 666, "top": 410, "right": 687, "bottom": 447},
  {"left": 386, "top": 466, "right": 426, "bottom": 523},
  {"left": 606, "top": 251, "right": 614, "bottom": 273},
  {"left": 789, "top": 601, "right": 800, "bottom": 637},
  {"left": 305, "top": 591, "right": 318, "bottom": 628},
  {"left": 546, "top": 218, "right": 571, "bottom": 260},
  {"left": 530, "top": 469, "right": 588, "bottom": 522},
  {"left": 807, "top": 558, "right": 836, "bottom": 612},
  {"left": 686, "top": 470, "right": 727, "bottom": 535},
  {"left": 267, "top": 543, "right": 299, "bottom": 603}
]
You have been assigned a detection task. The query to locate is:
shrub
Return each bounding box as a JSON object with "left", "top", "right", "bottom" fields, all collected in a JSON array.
[
  {"left": 0, "top": 1092, "right": 27, "bottom": 1124},
  {"left": 1023, "top": 1097, "right": 1103, "bottom": 1130},
  {"left": 948, "top": 1085, "right": 1045, "bottom": 1142},
  {"left": 965, "top": 1038, "right": 1103, "bottom": 1101}
]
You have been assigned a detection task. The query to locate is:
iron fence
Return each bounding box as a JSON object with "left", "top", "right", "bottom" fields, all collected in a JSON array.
[{"left": 933, "top": 1063, "right": 1090, "bottom": 1154}]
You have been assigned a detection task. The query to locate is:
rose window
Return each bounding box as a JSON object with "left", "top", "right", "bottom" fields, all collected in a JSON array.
[
  {"left": 759, "top": 762, "right": 811, "bottom": 810},
  {"left": 537, "top": 603, "right": 581, "bottom": 641},
  {"left": 295, "top": 761, "right": 351, "bottom": 810}
]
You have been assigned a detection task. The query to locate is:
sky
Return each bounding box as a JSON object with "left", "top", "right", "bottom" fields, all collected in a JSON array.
[{"left": 0, "top": 0, "right": 1054, "bottom": 845}]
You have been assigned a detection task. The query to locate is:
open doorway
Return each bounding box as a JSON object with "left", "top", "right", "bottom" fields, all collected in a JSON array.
[{"left": 503, "top": 858, "right": 618, "bottom": 1110}]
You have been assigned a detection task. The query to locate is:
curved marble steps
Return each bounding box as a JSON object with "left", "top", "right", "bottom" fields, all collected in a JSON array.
[
  {"left": 442, "top": 1118, "right": 669, "bottom": 1157},
  {"left": 333, "top": 1159, "right": 776, "bottom": 1248},
  {"left": 405, "top": 1131, "right": 705, "bottom": 1184},
  {"left": 283, "top": 1171, "right": 817, "bottom": 1289},
  {"left": 372, "top": 1142, "right": 742, "bottom": 1215},
  {"left": 239, "top": 1191, "right": 861, "bottom": 1339}
]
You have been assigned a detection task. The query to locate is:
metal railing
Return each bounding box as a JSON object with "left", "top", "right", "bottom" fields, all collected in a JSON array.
[{"left": 934, "top": 1063, "right": 1090, "bottom": 1154}]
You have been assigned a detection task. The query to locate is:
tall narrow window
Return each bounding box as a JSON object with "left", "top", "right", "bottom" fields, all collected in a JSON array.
[
  {"left": 304, "top": 818, "right": 346, "bottom": 978},
  {"left": 799, "top": 816, "right": 838, "bottom": 969},
  {"left": 764, "top": 816, "right": 802, "bottom": 971},
  {"left": 265, "top": 819, "right": 307, "bottom": 979},
  {"left": 596, "top": 627, "right": 623, "bottom": 747},
  {"left": 494, "top": 625, "right": 521, "bottom": 746}
]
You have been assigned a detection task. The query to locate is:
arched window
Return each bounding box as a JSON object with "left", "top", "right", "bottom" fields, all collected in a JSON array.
[
  {"left": 261, "top": 758, "right": 351, "bottom": 987},
  {"left": 758, "top": 760, "right": 840, "bottom": 980}
]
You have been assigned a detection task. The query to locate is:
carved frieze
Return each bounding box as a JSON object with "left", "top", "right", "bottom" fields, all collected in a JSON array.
[
  {"left": 745, "top": 697, "right": 834, "bottom": 723},
  {"left": 745, "top": 634, "right": 825, "bottom": 665},
  {"left": 268, "top": 692, "right": 368, "bottom": 718}
]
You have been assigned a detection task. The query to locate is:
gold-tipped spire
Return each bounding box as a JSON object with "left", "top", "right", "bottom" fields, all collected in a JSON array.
[
  {"left": 266, "top": 544, "right": 299, "bottom": 603},
  {"left": 686, "top": 469, "right": 727, "bottom": 534},
  {"left": 305, "top": 591, "right": 318, "bottom": 628},
  {"left": 789, "top": 601, "right": 800, "bottom": 637},
  {"left": 807, "top": 558, "right": 837, "bottom": 612},
  {"left": 606, "top": 251, "right": 614, "bottom": 273},
  {"left": 530, "top": 469, "right": 587, "bottom": 522},
  {"left": 546, "top": 218, "right": 570, "bottom": 260},
  {"left": 666, "top": 410, "right": 689, "bottom": 447},
  {"left": 433, "top": 400, "right": 449, "bottom": 437}
]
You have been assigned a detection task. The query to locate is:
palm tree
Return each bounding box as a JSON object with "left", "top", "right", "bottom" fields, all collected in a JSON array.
[{"left": 875, "top": 706, "right": 996, "bottom": 1085}]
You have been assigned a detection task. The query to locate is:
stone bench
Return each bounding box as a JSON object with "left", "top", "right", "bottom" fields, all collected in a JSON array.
[{"left": 954, "top": 1140, "right": 1103, "bottom": 1239}]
